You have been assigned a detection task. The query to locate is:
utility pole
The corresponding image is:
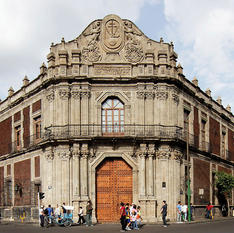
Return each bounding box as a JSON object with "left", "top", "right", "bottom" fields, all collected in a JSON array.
[{"left": 186, "top": 128, "right": 191, "bottom": 222}]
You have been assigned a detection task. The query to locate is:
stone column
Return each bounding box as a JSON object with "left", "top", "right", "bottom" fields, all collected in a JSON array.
[
  {"left": 145, "top": 90, "right": 154, "bottom": 134},
  {"left": 72, "top": 143, "right": 80, "bottom": 198},
  {"left": 147, "top": 144, "right": 155, "bottom": 196},
  {"left": 58, "top": 87, "right": 70, "bottom": 125},
  {"left": 138, "top": 143, "right": 147, "bottom": 198},
  {"left": 155, "top": 85, "right": 169, "bottom": 125},
  {"left": 80, "top": 89, "right": 90, "bottom": 135},
  {"left": 44, "top": 147, "right": 54, "bottom": 204},
  {"left": 136, "top": 87, "right": 145, "bottom": 134},
  {"left": 80, "top": 143, "right": 89, "bottom": 199}
]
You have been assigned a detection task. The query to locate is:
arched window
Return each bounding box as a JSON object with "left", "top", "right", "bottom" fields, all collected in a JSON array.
[{"left": 102, "top": 98, "right": 124, "bottom": 135}]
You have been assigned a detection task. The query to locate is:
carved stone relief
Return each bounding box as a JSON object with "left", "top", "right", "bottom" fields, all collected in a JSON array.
[
  {"left": 45, "top": 147, "right": 54, "bottom": 160},
  {"left": 46, "top": 90, "right": 55, "bottom": 103},
  {"left": 71, "top": 90, "right": 81, "bottom": 99},
  {"left": 156, "top": 145, "right": 171, "bottom": 159},
  {"left": 155, "top": 91, "right": 168, "bottom": 100},
  {"left": 59, "top": 89, "right": 70, "bottom": 100},
  {"left": 80, "top": 143, "right": 89, "bottom": 159},
  {"left": 82, "top": 41, "right": 101, "bottom": 62},
  {"left": 101, "top": 15, "right": 124, "bottom": 52},
  {"left": 125, "top": 39, "right": 144, "bottom": 63}
]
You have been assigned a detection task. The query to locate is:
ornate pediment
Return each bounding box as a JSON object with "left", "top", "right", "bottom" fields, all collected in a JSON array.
[
  {"left": 80, "top": 14, "right": 145, "bottom": 63},
  {"left": 47, "top": 14, "right": 178, "bottom": 78}
]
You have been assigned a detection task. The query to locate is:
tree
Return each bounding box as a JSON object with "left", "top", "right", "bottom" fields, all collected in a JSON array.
[{"left": 215, "top": 171, "right": 234, "bottom": 216}]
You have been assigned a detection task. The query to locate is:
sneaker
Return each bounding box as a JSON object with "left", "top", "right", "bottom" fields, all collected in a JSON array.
[
  {"left": 120, "top": 230, "right": 126, "bottom": 232},
  {"left": 125, "top": 227, "right": 131, "bottom": 231},
  {"left": 163, "top": 225, "right": 168, "bottom": 227}
]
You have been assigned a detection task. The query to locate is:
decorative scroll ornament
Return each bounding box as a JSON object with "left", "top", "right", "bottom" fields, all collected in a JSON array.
[
  {"left": 57, "top": 150, "right": 71, "bottom": 160},
  {"left": 156, "top": 145, "right": 171, "bottom": 159},
  {"left": 136, "top": 91, "right": 145, "bottom": 99},
  {"left": 125, "top": 39, "right": 144, "bottom": 63},
  {"left": 72, "top": 144, "right": 80, "bottom": 158},
  {"left": 46, "top": 90, "right": 55, "bottom": 102},
  {"left": 80, "top": 90, "right": 91, "bottom": 99},
  {"left": 155, "top": 91, "right": 168, "bottom": 100},
  {"left": 59, "top": 89, "right": 70, "bottom": 100},
  {"left": 172, "top": 149, "right": 183, "bottom": 160},
  {"left": 45, "top": 147, "right": 54, "bottom": 160},
  {"left": 81, "top": 144, "right": 89, "bottom": 159},
  {"left": 172, "top": 93, "right": 179, "bottom": 104},
  {"left": 145, "top": 91, "right": 155, "bottom": 99},
  {"left": 71, "top": 90, "right": 81, "bottom": 99}
]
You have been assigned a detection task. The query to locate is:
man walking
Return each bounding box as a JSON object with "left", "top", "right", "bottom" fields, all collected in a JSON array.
[
  {"left": 161, "top": 200, "right": 168, "bottom": 227},
  {"left": 176, "top": 201, "right": 182, "bottom": 222},
  {"left": 120, "top": 202, "right": 127, "bottom": 232}
]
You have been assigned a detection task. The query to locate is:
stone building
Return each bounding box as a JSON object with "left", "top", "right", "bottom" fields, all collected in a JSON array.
[{"left": 0, "top": 14, "right": 233, "bottom": 223}]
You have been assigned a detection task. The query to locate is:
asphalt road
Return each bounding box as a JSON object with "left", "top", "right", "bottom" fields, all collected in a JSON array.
[{"left": 0, "top": 220, "right": 234, "bottom": 233}]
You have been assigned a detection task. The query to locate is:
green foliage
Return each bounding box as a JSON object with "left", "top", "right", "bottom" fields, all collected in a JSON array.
[{"left": 215, "top": 171, "right": 234, "bottom": 198}]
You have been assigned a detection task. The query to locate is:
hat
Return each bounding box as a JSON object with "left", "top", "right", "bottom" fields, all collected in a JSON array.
[{"left": 41, "top": 205, "right": 44, "bottom": 208}]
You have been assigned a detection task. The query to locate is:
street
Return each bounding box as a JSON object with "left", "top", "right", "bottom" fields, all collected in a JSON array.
[{"left": 0, "top": 220, "right": 234, "bottom": 233}]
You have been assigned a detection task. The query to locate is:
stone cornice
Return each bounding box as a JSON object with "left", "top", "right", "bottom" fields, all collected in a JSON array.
[{"left": 0, "top": 75, "right": 233, "bottom": 127}]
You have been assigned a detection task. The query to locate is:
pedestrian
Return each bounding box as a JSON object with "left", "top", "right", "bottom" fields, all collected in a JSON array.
[
  {"left": 130, "top": 211, "right": 139, "bottom": 230},
  {"left": 86, "top": 200, "right": 93, "bottom": 227},
  {"left": 61, "top": 202, "right": 67, "bottom": 217},
  {"left": 160, "top": 200, "right": 168, "bottom": 227},
  {"left": 205, "top": 202, "right": 213, "bottom": 219},
  {"left": 181, "top": 203, "right": 188, "bottom": 221},
  {"left": 39, "top": 205, "right": 44, "bottom": 227},
  {"left": 78, "top": 207, "right": 86, "bottom": 225},
  {"left": 54, "top": 204, "right": 61, "bottom": 218},
  {"left": 120, "top": 202, "right": 127, "bottom": 232},
  {"left": 176, "top": 201, "right": 182, "bottom": 222},
  {"left": 136, "top": 206, "right": 142, "bottom": 228},
  {"left": 190, "top": 203, "right": 194, "bottom": 221},
  {"left": 125, "top": 206, "right": 131, "bottom": 231}
]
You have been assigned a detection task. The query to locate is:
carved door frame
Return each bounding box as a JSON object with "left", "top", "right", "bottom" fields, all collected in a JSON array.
[{"left": 90, "top": 152, "right": 137, "bottom": 222}]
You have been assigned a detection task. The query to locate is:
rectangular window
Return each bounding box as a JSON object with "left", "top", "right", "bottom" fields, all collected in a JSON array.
[
  {"left": 201, "top": 120, "right": 206, "bottom": 150},
  {"left": 33, "top": 116, "right": 41, "bottom": 142},
  {"left": 15, "top": 126, "right": 21, "bottom": 150},
  {"left": 221, "top": 131, "right": 226, "bottom": 158},
  {"left": 184, "top": 109, "right": 190, "bottom": 134}
]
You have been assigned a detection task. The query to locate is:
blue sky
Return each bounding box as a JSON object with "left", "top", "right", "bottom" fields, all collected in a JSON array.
[{"left": 0, "top": 0, "right": 233, "bottom": 112}]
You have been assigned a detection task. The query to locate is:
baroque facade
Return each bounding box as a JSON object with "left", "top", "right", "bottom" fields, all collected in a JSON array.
[{"left": 0, "top": 14, "right": 233, "bottom": 223}]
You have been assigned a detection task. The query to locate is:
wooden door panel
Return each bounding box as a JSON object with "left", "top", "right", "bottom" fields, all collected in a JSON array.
[{"left": 96, "top": 158, "right": 132, "bottom": 222}]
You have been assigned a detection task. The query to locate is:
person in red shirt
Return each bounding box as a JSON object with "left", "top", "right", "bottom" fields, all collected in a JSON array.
[
  {"left": 205, "top": 202, "right": 214, "bottom": 219},
  {"left": 120, "top": 202, "right": 127, "bottom": 232}
]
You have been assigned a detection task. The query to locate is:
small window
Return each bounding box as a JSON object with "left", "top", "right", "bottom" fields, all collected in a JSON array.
[
  {"left": 15, "top": 126, "right": 21, "bottom": 150},
  {"left": 34, "top": 116, "right": 41, "bottom": 142}
]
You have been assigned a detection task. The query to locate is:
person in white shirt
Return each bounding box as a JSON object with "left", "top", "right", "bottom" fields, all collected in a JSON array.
[
  {"left": 77, "top": 207, "right": 86, "bottom": 225},
  {"left": 181, "top": 204, "right": 188, "bottom": 221},
  {"left": 54, "top": 204, "right": 61, "bottom": 217}
]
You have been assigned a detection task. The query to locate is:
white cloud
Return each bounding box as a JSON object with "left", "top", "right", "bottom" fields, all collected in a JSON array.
[
  {"left": 0, "top": 0, "right": 158, "bottom": 99},
  {"left": 163, "top": 0, "right": 234, "bottom": 110}
]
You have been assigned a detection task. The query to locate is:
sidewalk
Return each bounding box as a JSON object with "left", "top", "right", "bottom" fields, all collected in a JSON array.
[{"left": 171, "top": 216, "right": 234, "bottom": 225}]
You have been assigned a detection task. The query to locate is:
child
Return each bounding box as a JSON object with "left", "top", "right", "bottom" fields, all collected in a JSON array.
[
  {"left": 136, "top": 206, "right": 142, "bottom": 228},
  {"left": 130, "top": 211, "right": 139, "bottom": 230},
  {"left": 78, "top": 207, "right": 86, "bottom": 225},
  {"left": 125, "top": 207, "right": 131, "bottom": 231}
]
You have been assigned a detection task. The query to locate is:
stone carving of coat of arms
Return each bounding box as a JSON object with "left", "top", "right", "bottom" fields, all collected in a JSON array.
[{"left": 101, "top": 14, "right": 124, "bottom": 52}]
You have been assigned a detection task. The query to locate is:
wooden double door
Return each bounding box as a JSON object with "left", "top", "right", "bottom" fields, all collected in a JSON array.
[{"left": 96, "top": 158, "right": 133, "bottom": 222}]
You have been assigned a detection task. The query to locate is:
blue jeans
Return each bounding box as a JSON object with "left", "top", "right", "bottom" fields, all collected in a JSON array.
[
  {"left": 86, "top": 214, "right": 92, "bottom": 226},
  {"left": 132, "top": 221, "right": 139, "bottom": 229}
]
